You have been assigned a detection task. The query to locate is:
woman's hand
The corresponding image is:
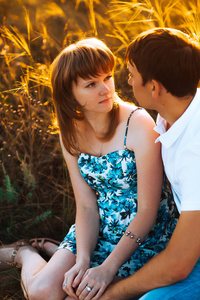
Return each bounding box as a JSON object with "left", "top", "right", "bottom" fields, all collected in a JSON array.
[
  {"left": 75, "top": 264, "right": 115, "bottom": 300},
  {"left": 63, "top": 261, "right": 90, "bottom": 299}
]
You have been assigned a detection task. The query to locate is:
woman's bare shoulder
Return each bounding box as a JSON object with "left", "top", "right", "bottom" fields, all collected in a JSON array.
[{"left": 118, "top": 98, "right": 154, "bottom": 125}]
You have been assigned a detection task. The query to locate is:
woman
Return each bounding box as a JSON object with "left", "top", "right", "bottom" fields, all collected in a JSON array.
[{"left": 0, "top": 38, "right": 177, "bottom": 300}]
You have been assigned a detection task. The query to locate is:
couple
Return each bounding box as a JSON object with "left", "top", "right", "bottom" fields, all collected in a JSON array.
[{"left": 1, "top": 28, "right": 200, "bottom": 300}]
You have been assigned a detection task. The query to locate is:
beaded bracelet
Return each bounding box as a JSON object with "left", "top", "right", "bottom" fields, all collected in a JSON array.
[{"left": 123, "top": 230, "right": 142, "bottom": 246}]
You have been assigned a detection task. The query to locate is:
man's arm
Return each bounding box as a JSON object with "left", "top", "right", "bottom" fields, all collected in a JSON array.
[{"left": 100, "top": 211, "right": 200, "bottom": 299}]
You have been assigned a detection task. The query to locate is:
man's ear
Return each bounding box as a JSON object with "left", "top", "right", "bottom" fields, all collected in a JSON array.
[
  {"left": 151, "top": 79, "right": 168, "bottom": 98},
  {"left": 151, "top": 79, "right": 162, "bottom": 97}
]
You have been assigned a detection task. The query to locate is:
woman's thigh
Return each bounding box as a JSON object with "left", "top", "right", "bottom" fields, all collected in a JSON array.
[
  {"left": 139, "top": 259, "right": 200, "bottom": 300},
  {"left": 33, "top": 248, "right": 76, "bottom": 283},
  {"left": 24, "top": 248, "right": 76, "bottom": 300}
]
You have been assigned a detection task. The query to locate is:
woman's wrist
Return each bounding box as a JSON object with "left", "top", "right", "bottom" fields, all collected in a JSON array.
[
  {"left": 101, "top": 259, "right": 119, "bottom": 277},
  {"left": 76, "top": 255, "right": 91, "bottom": 266}
]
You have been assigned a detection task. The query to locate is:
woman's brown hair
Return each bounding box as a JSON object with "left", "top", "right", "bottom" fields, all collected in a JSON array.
[{"left": 51, "top": 38, "right": 119, "bottom": 155}]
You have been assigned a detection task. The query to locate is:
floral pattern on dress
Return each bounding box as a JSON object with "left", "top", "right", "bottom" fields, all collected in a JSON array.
[{"left": 58, "top": 149, "right": 178, "bottom": 278}]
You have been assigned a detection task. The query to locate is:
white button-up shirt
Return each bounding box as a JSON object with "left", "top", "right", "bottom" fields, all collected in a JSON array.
[{"left": 154, "top": 88, "right": 200, "bottom": 213}]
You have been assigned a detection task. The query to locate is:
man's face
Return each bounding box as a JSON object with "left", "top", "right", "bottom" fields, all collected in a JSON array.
[{"left": 128, "top": 62, "right": 153, "bottom": 109}]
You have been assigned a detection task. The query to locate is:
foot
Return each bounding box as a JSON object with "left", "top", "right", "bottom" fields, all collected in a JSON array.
[
  {"left": 29, "top": 238, "right": 60, "bottom": 257},
  {"left": 0, "top": 240, "right": 34, "bottom": 270}
]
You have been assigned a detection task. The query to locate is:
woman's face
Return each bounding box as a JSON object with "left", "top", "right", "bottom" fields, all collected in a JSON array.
[{"left": 72, "top": 71, "right": 115, "bottom": 114}]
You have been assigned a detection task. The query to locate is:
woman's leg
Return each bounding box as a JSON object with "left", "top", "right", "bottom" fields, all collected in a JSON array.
[
  {"left": 30, "top": 238, "right": 60, "bottom": 257},
  {"left": 16, "top": 246, "right": 76, "bottom": 300}
]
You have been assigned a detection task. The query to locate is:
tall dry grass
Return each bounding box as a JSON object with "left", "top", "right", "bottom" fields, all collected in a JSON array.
[{"left": 0, "top": 0, "right": 200, "bottom": 298}]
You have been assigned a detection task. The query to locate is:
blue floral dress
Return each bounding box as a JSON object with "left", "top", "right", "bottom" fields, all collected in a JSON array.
[{"left": 58, "top": 108, "right": 178, "bottom": 278}]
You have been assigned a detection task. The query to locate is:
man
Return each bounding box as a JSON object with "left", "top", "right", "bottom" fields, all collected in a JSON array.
[{"left": 100, "top": 28, "right": 200, "bottom": 299}]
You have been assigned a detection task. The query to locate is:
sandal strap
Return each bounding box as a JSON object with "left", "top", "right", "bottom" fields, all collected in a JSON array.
[
  {"left": 29, "top": 238, "right": 60, "bottom": 255},
  {"left": 11, "top": 249, "right": 18, "bottom": 262},
  {"left": 11, "top": 240, "right": 29, "bottom": 262}
]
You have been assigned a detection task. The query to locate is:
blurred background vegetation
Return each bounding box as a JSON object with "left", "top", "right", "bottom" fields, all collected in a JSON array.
[{"left": 0, "top": 0, "right": 200, "bottom": 298}]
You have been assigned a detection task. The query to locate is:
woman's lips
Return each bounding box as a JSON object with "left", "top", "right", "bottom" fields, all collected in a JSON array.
[{"left": 99, "top": 97, "right": 111, "bottom": 104}]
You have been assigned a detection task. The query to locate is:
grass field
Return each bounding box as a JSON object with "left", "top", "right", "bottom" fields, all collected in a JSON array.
[{"left": 0, "top": 0, "right": 200, "bottom": 298}]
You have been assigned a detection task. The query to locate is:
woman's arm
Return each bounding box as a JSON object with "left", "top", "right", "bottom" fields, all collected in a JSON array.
[
  {"left": 100, "top": 211, "right": 200, "bottom": 300},
  {"left": 60, "top": 135, "right": 100, "bottom": 298},
  {"left": 103, "top": 109, "right": 163, "bottom": 269},
  {"left": 76, "top": 109, "right": 163, "bottom": 300}
]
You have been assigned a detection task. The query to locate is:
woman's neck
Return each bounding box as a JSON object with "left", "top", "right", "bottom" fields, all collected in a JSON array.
[{"left": 83, "top": 112, "right": 110, "bottom": 138}]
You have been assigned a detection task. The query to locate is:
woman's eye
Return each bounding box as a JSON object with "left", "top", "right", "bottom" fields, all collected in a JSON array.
[
  {"left": 105, "top": 75, "right": 112, "bottom": 81},
  {"left": 86, "top": 82, "right": 95, "bottom": 88}
]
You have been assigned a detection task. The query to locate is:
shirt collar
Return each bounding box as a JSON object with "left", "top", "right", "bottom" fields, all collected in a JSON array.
[{"left": 154, "top": 88, "right": 200, "bottom": 148}]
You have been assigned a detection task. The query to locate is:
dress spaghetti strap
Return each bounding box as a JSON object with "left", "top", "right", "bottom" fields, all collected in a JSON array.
[{"left": 124, "top": 107, "right": 142, "bottom": 149}]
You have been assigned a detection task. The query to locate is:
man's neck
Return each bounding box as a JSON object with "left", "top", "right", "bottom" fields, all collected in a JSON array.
[{"left": 158, "top": 94, "right": 194, "bottom": 127}]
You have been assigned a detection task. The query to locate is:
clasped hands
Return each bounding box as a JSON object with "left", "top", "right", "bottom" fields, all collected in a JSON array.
[{"left": 62, "top": 262, "right": 114, "bottom": 300}]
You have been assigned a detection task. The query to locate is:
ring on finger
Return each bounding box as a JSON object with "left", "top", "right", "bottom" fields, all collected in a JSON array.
[
  {"left": 86, "top": 285, "right": 92, "bottom": 292},
  {"left": 63, "top": 283, "right": 67, "bottom": 287}
]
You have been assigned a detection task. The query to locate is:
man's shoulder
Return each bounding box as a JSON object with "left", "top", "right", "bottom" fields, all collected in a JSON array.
[{"left": 187, "top": 102, "right": 200, "bottom": 135}]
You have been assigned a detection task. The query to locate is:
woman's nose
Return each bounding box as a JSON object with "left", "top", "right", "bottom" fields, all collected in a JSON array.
[{"left": 99, "top": 83, "right": 110, "bottom": 95}]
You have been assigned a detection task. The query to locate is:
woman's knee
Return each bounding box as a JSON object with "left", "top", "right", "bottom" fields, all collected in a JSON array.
[{"left": 25, "top": 277, "right": 62, "bottom": 300}]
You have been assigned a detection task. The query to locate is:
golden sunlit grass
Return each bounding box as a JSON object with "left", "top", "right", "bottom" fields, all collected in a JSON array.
[{"left": 0, "top": 0, "right": 200, "bottom": 298}]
